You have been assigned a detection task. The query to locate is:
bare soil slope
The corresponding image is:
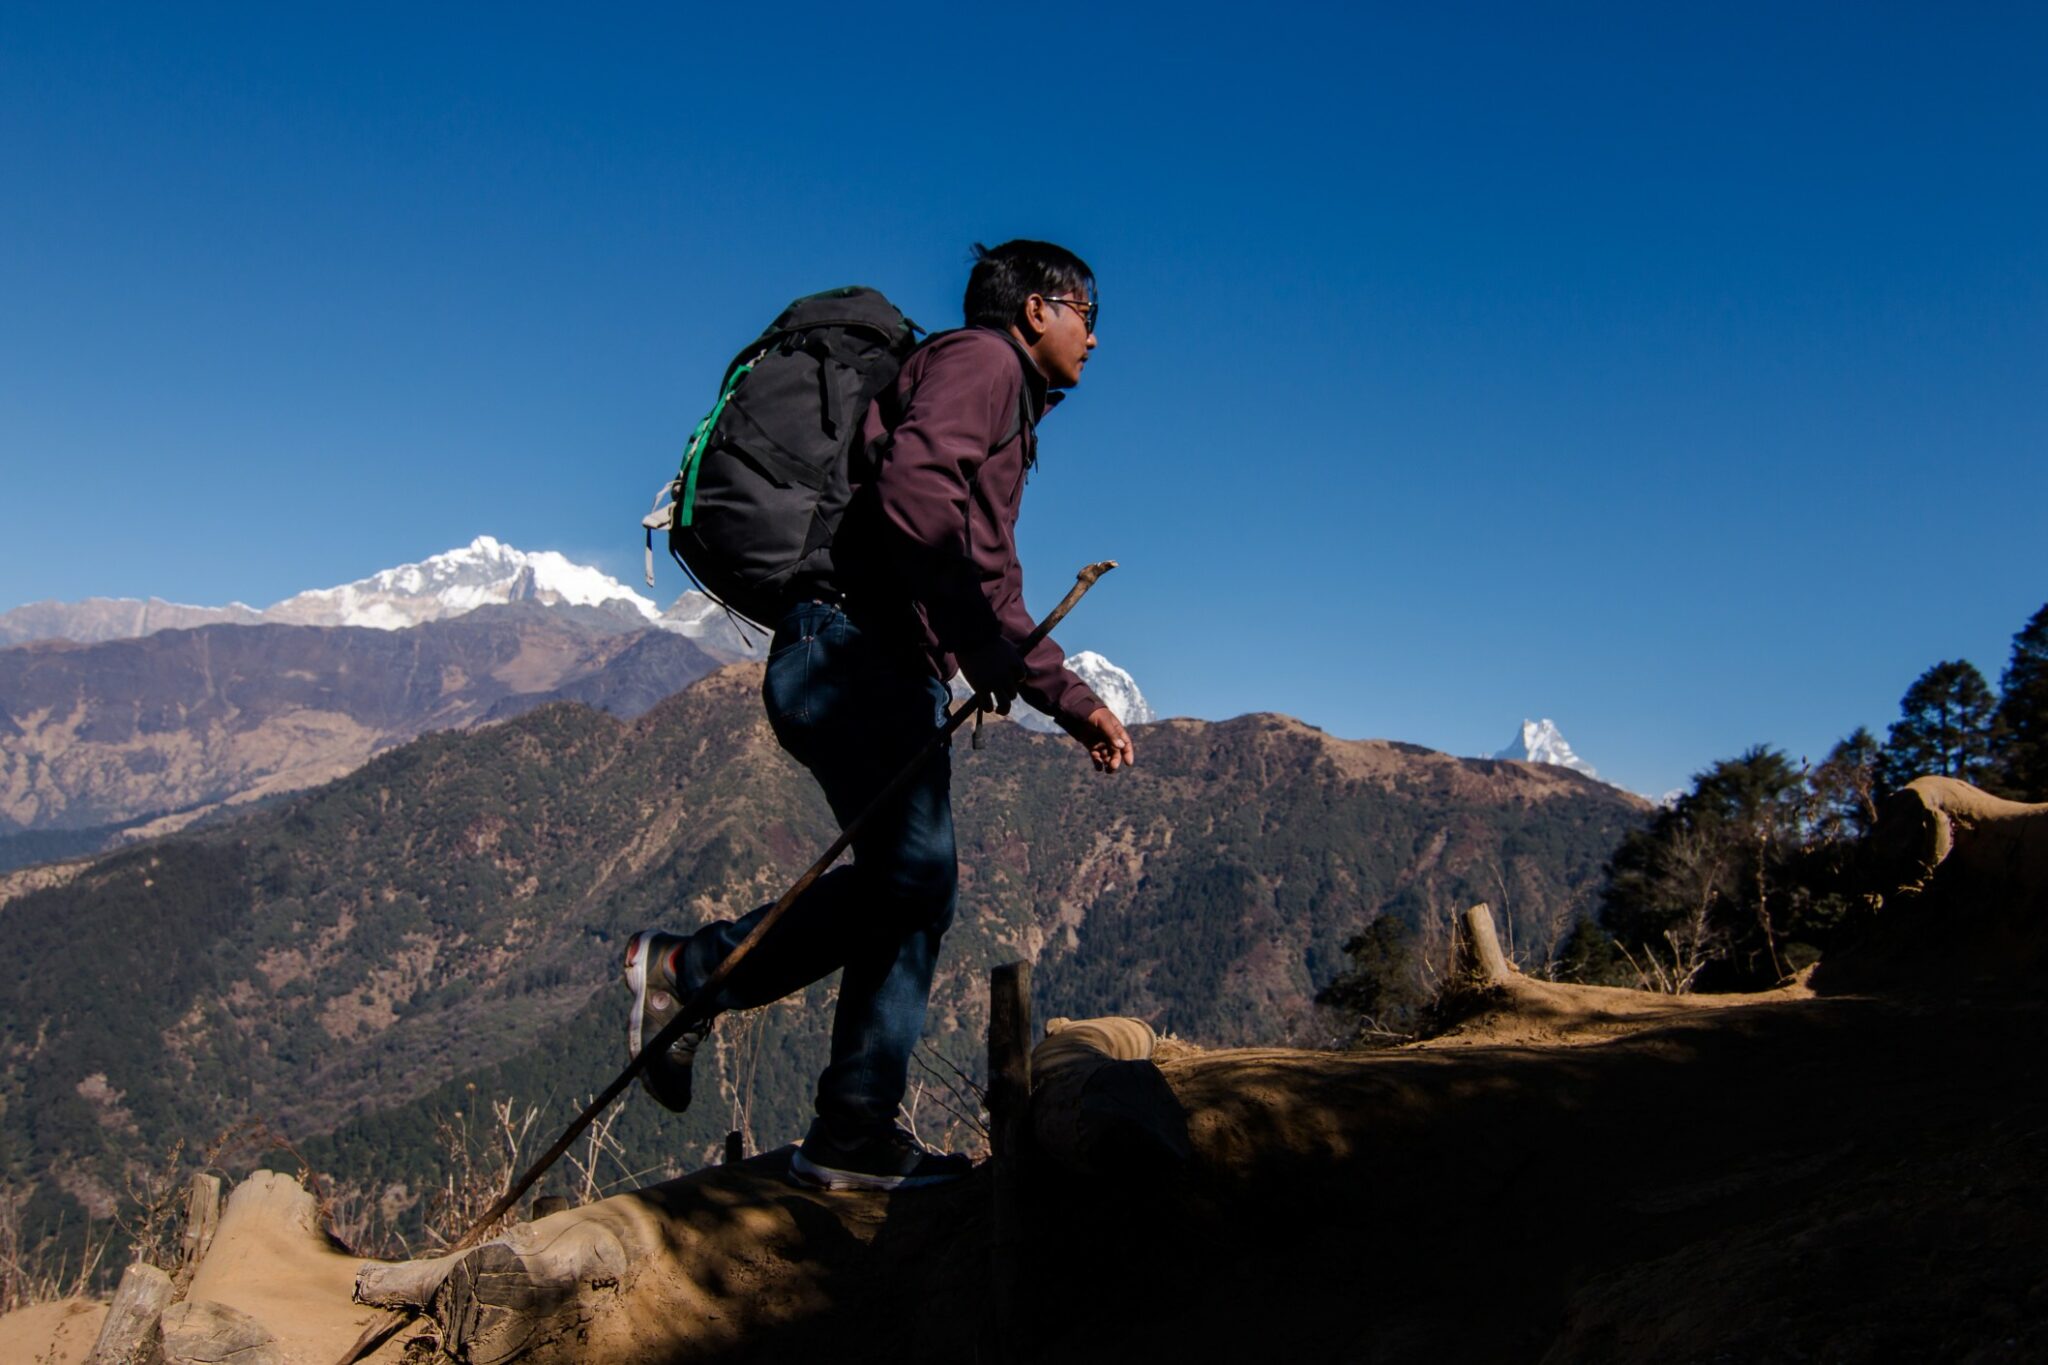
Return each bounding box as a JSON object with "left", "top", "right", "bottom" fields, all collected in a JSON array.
[{"left": 0, "top": 1296, "right": 107, "bottom": 1363}]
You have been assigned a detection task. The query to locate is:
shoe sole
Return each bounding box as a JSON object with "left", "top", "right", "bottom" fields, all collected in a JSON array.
[
  {"left": 624, "top": 931, "right": 698, "bottom": 1113},
  {"left": 788, "top": 1148, "right": 968, "bottom": 1192},
  {"left": 623, "top": 930, "right": 662, "bottom": 1058}
]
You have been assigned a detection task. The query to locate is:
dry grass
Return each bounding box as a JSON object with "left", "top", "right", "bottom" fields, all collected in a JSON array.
[
  {"left": 0, "top": 1119, "right": 295, "bottom": 1312},
  {"left": 906, "top": 1041, "right": 990, "bottom": 1157},
  {"left": 0, "top": 1183, "right": 112, "bottom": 1314},
  {"left": 321, "top": 1179, "right": 422, "bottom": 1262},
  {"left": 561, "top": 1093, "right": 661, "bottom": 1207},
  {"left": 421, "top": 1089, "right": 541, "bottom": 1250},
  {"left": 323, "top": 1089, "right": 649, "bottom": 1261}
]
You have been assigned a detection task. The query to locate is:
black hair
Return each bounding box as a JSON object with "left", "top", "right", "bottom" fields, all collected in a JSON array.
[{"left": 963, "top": 240, "right": 1095, "bottom": 330}]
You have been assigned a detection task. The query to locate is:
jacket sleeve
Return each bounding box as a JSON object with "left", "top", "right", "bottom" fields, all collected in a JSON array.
[
  {"left": 871, "top": 342, "right": 1012, "bottom": 654},
  {"left": 990, "top": 566, "right": 1109, "bottom": 737}
]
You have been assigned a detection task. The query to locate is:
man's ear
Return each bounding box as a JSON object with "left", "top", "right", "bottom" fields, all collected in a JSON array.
[{"left": 1016, "top": 292, "right": 1051, "bottom": 342}]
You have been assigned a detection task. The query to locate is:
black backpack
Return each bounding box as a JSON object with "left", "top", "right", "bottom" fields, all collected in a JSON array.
[{"left": 642, "top": 287, "right": 923, "bottom": 628}]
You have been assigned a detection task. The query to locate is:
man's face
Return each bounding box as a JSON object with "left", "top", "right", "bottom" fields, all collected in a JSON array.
[{"left": 1023, "top": 285, "right": 1098, "bottom": 388}]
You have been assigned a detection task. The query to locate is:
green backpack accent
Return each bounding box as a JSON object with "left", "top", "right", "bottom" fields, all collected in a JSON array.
[{"left": 643, "top": 287, "right": 922, "bottom": 628}]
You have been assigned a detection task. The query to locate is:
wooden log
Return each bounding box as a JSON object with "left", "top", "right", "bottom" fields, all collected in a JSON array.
[
  {"left": 350, "top": 1160, "right": 994, "bottom": 1364},
  {"left": 987, "top": 960, "right": 1033, "bottom": 1363},
  {"left": 1029, "top": 1017, "right": 1191, "bottom": 1177},
  {"left": 354, "top": 1194, "right": 650, "bottom": 1362},
  {"left": 86, "top": 1260, "right": 172, "bottom": 1365},
  {"left": 159, "top": 1296, "right": 283, "bottom": 1365},
  {"left": 173, "top": 1172, "right": 223, "bottom": 1295},
  {"left": 988, "top": 961, "right": 1033, "bottom": 1158},
  {"left": 1462, "top": 902, "right": 1513, "bottom": 984},
  {"left": 353, "top": 1248, "right": 467, "bottom": 1312}
]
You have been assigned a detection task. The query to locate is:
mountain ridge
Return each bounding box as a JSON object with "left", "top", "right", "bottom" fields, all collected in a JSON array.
[
  {"left": 0, "top": 606, "right": 725, "bottom": 845},
  {"left": 0, "top": 538, "right": 691, "bottom": 646}
]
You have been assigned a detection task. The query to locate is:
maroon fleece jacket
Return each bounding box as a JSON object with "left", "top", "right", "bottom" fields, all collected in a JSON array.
[{"left": 844, "top": 327, "right": 1105, "bottom": 735}]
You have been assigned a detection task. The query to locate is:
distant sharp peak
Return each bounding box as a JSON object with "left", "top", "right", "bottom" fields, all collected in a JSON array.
[
  {"left": 2, "top": 538, "right": 662, "bottom": 646},
  {"left": 1066, "top": 650, "right": 1157, "bottom": 725},
  {"left": 1493, "top": 717, "right": 1601, "bottom": 781},
  {"left": 264, "top": 536, "right": 660, "bottom": 630},
  {"left": 1001, "top": 649, "right": 1156, "bottom": 734}
]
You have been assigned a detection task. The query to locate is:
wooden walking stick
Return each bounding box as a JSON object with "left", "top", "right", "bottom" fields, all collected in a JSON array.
[{"left": 335, "top": 560, "right": 1116, "bottom": 1365}]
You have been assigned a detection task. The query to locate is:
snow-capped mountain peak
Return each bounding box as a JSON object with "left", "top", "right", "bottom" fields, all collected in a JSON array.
[
  {"left": 264, "top": 536, "right": 659, "bottom": 630},
  {"left": 1066, "top": 650, "right": 1156, "bottom": 726},
  {"left": 1, "top": 544, "right": 1144, "bottom": 707},
  {"left": 1004, "top": 649, "right": 1156, "bottom": 734},
  {"left": 1494, "top": 718, "right": 1599, "bottom": 780}
]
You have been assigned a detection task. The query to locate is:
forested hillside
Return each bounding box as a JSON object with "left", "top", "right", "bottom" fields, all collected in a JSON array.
[{"left": 0, "top": 664, "right": 1645, "bottom": 1254}]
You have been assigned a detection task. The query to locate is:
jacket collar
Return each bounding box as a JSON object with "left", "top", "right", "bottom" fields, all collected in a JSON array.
[{"left": 987, "top": 328, "right": 1063, "bottom": 418}]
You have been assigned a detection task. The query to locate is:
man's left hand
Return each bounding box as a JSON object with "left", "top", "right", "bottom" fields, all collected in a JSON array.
[{"left": 1079, "top": 708, "right": 1135, "bottom": 773}]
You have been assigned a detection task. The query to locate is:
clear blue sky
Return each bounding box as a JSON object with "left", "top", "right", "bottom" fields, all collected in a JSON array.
[{"left": 3, "top": 4, "right": 2043, "bottom": 797}]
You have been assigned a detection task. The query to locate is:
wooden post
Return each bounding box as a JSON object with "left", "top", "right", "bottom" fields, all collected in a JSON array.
[
  {"left": 86, "top": 1260, "right": 172, "bottom": 1365},
  {"left": 173, "top": 1172, "right": 222, "bottom": 1294},
  {"left": 1463, "top": 902, "right": 1513, "bottom": 984},
  {"left": 989, "top": 961, "right": 1034, "bottom": 1157},
  {"left": 988, "top": 960, "right": 1033, "bottom": 1362}
]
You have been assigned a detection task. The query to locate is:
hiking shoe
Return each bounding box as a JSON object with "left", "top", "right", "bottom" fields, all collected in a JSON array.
[
  {"left": 789, "top": 1120, "right": 975, "bottom": 1191},
  {"left": 622, "top": 930, "right": 711, "bottom": 1113}
]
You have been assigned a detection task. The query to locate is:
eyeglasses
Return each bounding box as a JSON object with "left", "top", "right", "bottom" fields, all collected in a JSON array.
[{"left": 1042, "top": 295, "right": 1098, "bottom": 335}]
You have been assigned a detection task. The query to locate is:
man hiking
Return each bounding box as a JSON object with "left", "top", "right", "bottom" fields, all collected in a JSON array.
[{"left": 624, "top": 240, "right": 1136, "bottom": 1190}]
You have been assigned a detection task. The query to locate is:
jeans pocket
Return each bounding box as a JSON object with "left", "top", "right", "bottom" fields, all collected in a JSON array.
[{"left": 763, "top": 635, "right": 815, "bottom": 734}]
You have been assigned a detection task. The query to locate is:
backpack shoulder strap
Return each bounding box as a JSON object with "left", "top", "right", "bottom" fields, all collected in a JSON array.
[
  {"left": 905, "top": 328, "right": 1036, "bottom": 456},
  {"left": 1000, "top": 381, "right": 1031, "bottom": 453}
]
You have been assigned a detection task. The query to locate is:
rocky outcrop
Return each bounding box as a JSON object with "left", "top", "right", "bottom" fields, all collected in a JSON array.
[{"left": 1816, "top": 775, "right": 2048, "bottom": 992}]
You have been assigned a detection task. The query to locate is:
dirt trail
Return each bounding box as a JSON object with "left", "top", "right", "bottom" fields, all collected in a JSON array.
[{"left": 0, "top": 1297, "right": 107, "bottom": 1363}]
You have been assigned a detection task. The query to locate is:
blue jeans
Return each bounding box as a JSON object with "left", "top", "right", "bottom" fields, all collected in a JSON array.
[{"left": 674, "top": 600, "right": 956, "bottom": 1133}]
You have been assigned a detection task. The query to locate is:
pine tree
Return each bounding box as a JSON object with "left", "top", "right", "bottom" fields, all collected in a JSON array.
[
  {"left": 1554, "top": 916, "right": 1629, "bottom": 986},
  {"left": 1316, "top": 914, "right": 1429, "bottom": 1044},
  {"left": 1600, "top": 746, "right": 1807, "bottom": 989},
  {"left": 1808, "top": 727, "right": 1882, "bottom": 841},
  {"left": 1993, "top": 604, "right": 2048, "bottom": 800},
  {"left": 1880, "top": 660, "right": 1996, "bottom": 792}
]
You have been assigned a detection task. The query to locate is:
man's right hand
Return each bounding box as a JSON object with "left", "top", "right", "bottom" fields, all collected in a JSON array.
[
  {"left": 1077, "top": 708, "right": 1136, "bottom": 773},
  {"left": 960, "top": 638, "right": 1025, "bottom": 715}
]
